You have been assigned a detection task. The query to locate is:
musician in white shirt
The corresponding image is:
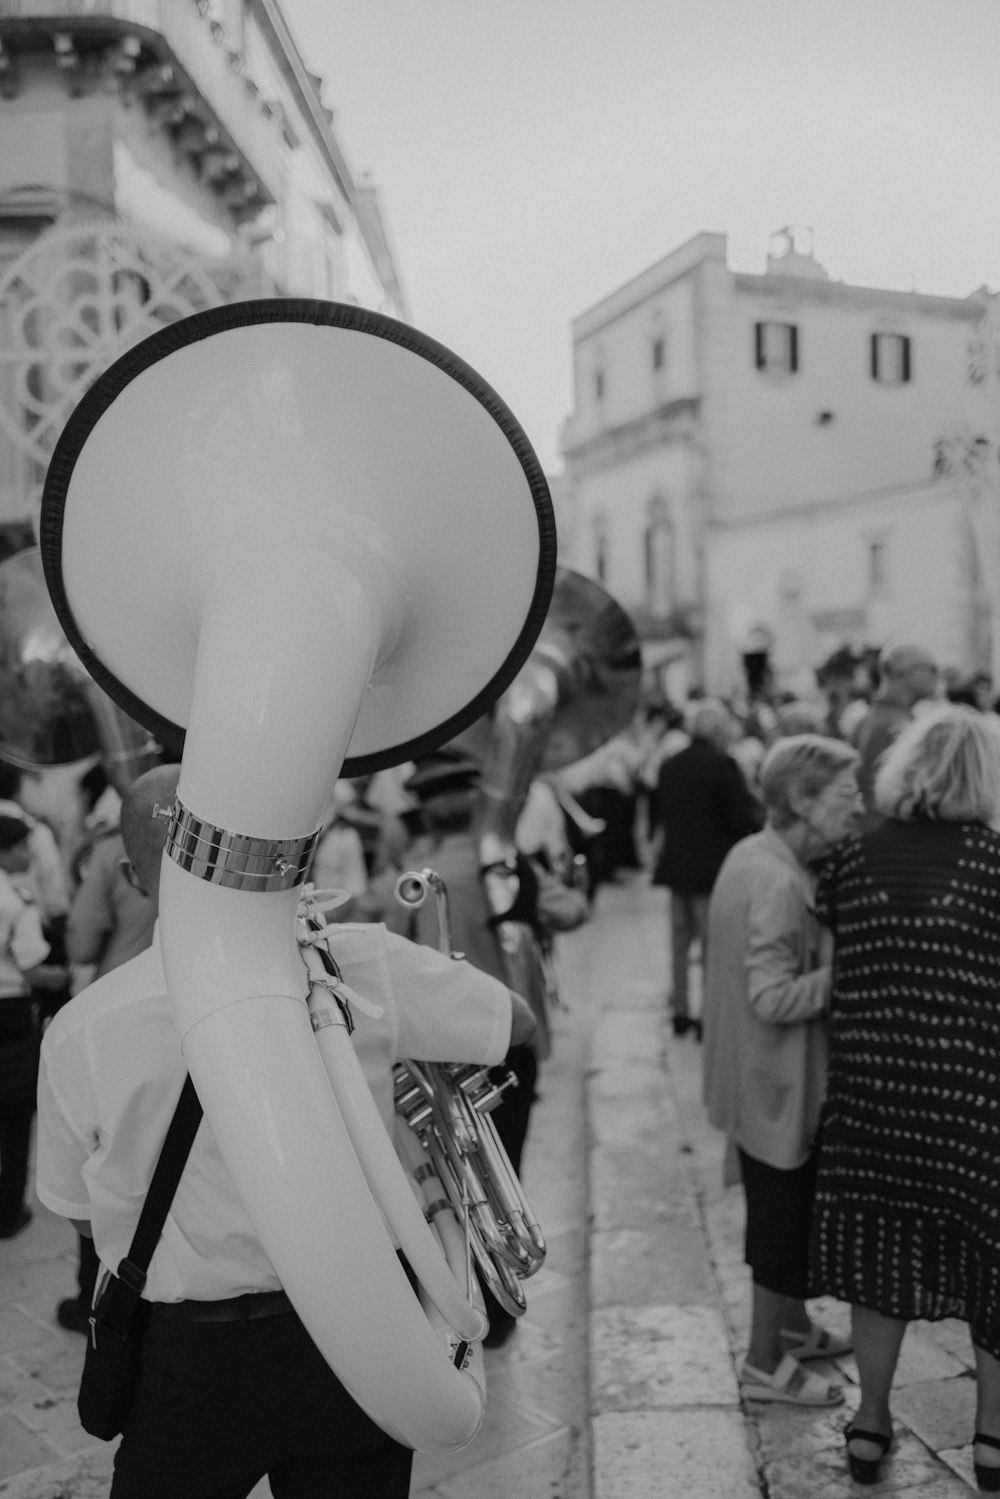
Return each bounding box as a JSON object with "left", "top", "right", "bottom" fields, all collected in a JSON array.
[{"left": 36, "top": 766, "right": 532, "bottom": 1498}]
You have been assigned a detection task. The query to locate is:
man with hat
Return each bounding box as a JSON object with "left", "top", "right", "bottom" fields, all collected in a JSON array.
[
  {"left": 389, "top": 747, "right": 542, "bottom": 1348},
  {"left": 400, "top": 749, "right": 515, "bottom": 976}
]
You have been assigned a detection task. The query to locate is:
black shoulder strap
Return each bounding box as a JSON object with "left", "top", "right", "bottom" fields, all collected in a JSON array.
[{"left": 117, "top": 1073, "right": 203, "bottom": 1292}]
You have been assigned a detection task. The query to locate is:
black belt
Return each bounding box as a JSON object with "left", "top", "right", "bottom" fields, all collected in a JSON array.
[{"left": 151, "top": 1289, "right": 293, "bottom": 1323}]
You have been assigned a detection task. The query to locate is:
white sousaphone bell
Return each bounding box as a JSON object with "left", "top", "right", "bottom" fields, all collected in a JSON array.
[{"left": 40, "top": 299, "right": 556, "bottom": 1452}]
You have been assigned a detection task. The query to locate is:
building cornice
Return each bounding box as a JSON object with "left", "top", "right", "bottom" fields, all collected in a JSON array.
[
  {"left": 562, "top": 396, "right": 699, "bottom": 476},
  {"left": 245, "top": 0, "right": 354, "bottom": 205},
  {"left": 734, "top": 272, "right": 986, "bottom": 321},
  {"left": 247, "top": 0, "right": 406, "bottom": 307},
  {"left": 712, "top": 474, "right": 963, "bottom": 531}
]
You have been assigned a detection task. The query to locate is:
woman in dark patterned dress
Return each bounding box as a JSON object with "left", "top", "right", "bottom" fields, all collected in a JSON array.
[{"left": 810, "top": 704, "right": 1000, "bottom": 1488}]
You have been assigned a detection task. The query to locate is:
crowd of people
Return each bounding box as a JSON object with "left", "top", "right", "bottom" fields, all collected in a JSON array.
[
  {"left": 622, "top": 641, "right": 1000, "bottom": 1494},
  {"left": 519, "top": 637, "right": 1000, "bottom": 1490},
  {"left": 7, "top": 632, "right": 1000, "bottom": 1491}
]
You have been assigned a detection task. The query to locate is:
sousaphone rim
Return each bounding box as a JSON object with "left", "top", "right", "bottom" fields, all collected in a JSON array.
[{"left": 39, "top": 297, "right": 557, "bottom": 775}]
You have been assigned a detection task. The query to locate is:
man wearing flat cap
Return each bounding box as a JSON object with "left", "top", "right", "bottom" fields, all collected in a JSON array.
[{"left": 387, "top": 748, "right": 538, "bottom": 1347}]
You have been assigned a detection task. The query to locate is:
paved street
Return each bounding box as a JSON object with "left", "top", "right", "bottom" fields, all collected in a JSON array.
[{"left": 0, "top": 877, "right": 992, "bottom": 1496}]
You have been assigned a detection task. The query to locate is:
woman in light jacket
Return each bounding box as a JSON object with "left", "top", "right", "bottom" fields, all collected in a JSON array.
[{"left": 702, "top": 734, "right": 861, "bottom": 1407}]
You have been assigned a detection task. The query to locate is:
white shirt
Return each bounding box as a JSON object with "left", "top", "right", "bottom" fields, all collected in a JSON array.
[
  {"left": 36, "top": 922, "right": 511, "bottom": 1302},
  {"left": 0, "top": 868, "right": 49, "bottom": 998},
  {"left": 0, "top": 800, "right": 70, "bottom": 921}
]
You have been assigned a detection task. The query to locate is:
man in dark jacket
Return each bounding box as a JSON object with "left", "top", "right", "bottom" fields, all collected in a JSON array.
[{"left": 651, "top": 701, "right": 762, "bottom": 1038}]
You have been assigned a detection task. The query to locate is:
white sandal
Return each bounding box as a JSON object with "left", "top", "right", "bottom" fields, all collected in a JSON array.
[
  {"left": 741, "top": 1353, "right": 844, "bottom": 1406},
  {"left": 780, "top": 1324, "right": 852, "bottom": 1360}
]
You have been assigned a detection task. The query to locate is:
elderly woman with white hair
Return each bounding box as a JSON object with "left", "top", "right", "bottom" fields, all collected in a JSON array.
[
  {"left": 702, "top": 733, "right": 862, "bottom": 1409},
  {"left": 810, "top": 704, "right": 1000, "bottom": 1488}
]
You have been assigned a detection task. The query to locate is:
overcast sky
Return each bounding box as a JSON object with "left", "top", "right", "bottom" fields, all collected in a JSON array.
[{"left": 283, "top": 0, "right": 999, "bottom": 474}]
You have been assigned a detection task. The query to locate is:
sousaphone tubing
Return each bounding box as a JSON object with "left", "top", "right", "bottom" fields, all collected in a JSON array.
[{"left": 40, "top": 299, "right": 556, "bottom": 1451}]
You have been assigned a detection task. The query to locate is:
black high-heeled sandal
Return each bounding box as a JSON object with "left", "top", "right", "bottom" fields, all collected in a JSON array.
[
  {"left": 844, "top": 1425, "right": 892, "bottom": 1485},
  {"left": 974, "top": 1432, "right": 1000, "bottom": 1492}
]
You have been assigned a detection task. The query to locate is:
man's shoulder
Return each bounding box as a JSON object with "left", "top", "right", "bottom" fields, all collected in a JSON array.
[
  {"left": 44, "top": 940, "right": 164, "bottom": 1045},
  {"left": 855, "top": 699, "right": 908, "bottom": 745},
  {"left": 657, "top": 738, "right": 708, "bottom": 781}
]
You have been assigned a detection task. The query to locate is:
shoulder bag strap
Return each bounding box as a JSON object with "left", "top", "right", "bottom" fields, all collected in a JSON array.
[{"left": 116, "top": 1073, "right": 203, "bottom": 1294}]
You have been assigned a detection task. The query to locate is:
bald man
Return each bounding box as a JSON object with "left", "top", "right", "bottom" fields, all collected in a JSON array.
[
  {"left": 36, "top": 764, "right": 533, "bottom": 1499},
  {"left": 852, "top": 644, "right": 939, "bottom": 828}
]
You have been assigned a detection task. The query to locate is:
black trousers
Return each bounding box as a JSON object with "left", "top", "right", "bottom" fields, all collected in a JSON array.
[
  {"left": 0, "top": 1102, "right": 33, "bottom": 1228},
  {"left": 481, "top": 1044, "right": 539, "bottom": 1335},
  {"left": 111, "top": 1304, "right": 413, "bottom": 1499},
  {"left": 0, "top": 1009, "right": 38, "bottom": 1231},
  {"left": 488, "top": 1043, "right": 538, "bottom": 1178}
]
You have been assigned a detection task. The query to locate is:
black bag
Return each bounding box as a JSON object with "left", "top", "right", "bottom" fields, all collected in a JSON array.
[
  {"left": 77, "top": 1075, "right": 202, "bottom": 1440},
  {"left": 78, "top": 1260, "right": 151, "bottom": 1441}
]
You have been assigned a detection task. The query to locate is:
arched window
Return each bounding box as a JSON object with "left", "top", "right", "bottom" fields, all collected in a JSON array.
[{"left": 644, "top": 496, "right": 674, "bottom": 616}]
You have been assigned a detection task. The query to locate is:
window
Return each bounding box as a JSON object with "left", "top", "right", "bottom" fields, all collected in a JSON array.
[
  {"left": 871, "top": 333, "right": 911, "bottom": 385},
  {"left": 651, "top": 336, "right": 665, "bottom": 372},
  {"left": 593, "top": 369, "right": 605, "bottom": 401},
  {"left": 754, "top": 321, "right": 799, "bottom": 374},
  {"left": 967, "top": 339, "right": 988, "bottom": 386}
]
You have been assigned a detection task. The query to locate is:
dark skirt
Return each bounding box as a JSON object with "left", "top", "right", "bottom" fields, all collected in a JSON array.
[{"left": 809, "top": 821, "right": 1000, "bottom": 1358}]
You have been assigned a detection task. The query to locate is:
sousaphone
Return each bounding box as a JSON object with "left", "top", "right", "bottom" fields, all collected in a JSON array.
[
  {"left": 40, "top": 299, "right": 556, "bottom": 1452},
  {"left": 448, "top": 569, "right": 642, "bottom": 1053}
]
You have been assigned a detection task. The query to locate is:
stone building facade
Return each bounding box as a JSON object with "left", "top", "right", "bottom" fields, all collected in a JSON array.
[
  {"left": 0, "top": 0, "right": 406, "bottom": 543},
  {"left": 560, "top": 228, "right": 999, "bottom": 699}
]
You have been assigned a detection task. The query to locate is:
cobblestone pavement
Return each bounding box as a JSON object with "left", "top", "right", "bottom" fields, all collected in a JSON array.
[{"left": 0, "top": 877, "right": 991, "bottom": 1496}]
